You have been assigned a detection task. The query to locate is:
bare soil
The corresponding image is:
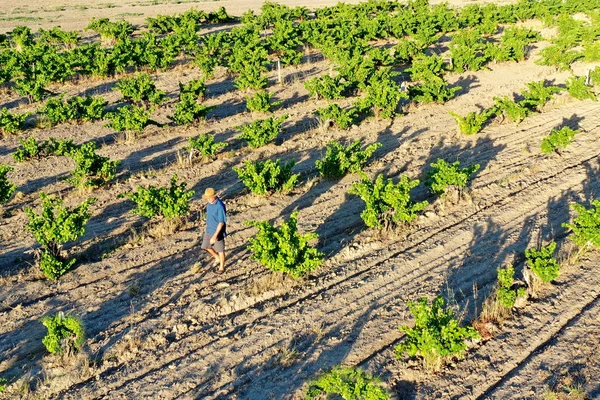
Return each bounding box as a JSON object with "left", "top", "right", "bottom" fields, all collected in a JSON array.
[{"left": 1, "top": 1, "right": 600, "bottom": 399}]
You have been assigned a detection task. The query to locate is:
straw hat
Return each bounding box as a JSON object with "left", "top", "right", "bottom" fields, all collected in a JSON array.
[{"left": 202, "top": 187, "right": 217, "bottom": 199}]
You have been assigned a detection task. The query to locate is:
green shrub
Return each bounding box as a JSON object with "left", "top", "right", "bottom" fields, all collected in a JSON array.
[
  {"left": 66, "top": 142, "right": 119, "bottom": 189},
  {"left": 86, "top": 18, "right": 133, "bottom": 41},
  {"left": 395, "top": 296, "right": 480, "bottom": 371},
  {"left": 590, "top": 66, "right": 600, "bottom": 86},
  {"left": 583, "top": 41, "right": 600, "bottom": 62},
  {"left": 526, "top": 242, "right": 560, "bottom": 283},
  {"left": 13, "top": 137, "right": 42, "bottom": 162},
  {"left": 426, "top": 159, "right": 480, "bottom": 196},
  {"left": 566, "top": 76, "right": 596, "bottom": 101},
  {"left": 42, "top": 313, "right": 85, "bottom": 355},
  {"left": 39, "top": 250, "right": 76, "bottom": 281},
  {"left": 38, "top": 27, "right": 80, "bottom": 46},
  {"left": 207, "top": 6, "right": 236, "bottom": 24},
  {"left": 0, "top": 165, "right": 16, "bottom": 205},
  {"left": 563, "top": 200, "right": 600, "bottom": 250},
  {"left": 234, "top": 64, "right": 269, "bottom": 91},
  {"left": 41, "top": 95, "right": 78, "bottom": 125},
  {"left": 125, "top": 175, "right": 194, "bottom": 220},
  {"left": 349, "top": 173, "right": 428, "bottom": 230},
  {"left": 41, "top": 95, "right": 107, "bottom": 125},
  {"left": 234, "top": 159, "right": 299, "bottom": 196},
  {"left": 520, "top": 80, "right": 562, "bottom": 110},
  {"left": 13, "top": 137, "right": 76, "bottom": 162},
  {"left": 449, "top": 29, "right": 489, "bottom": 73},
  {"left": 70, "top": 95, "right": 107, "bottom": 121},
  {"left": 304, "top": 75, "right": 349, "bottom": 100},
  {"left": 25, "top": 193, "right": 95, "bottom": 279},
  {"left": 315, "top": 104, "right": 359, "bottom": 130},
  {"left": 238, "top": 115, "right": 288, "bottom": 148},
  {"left": 44, "top": 138, "right": 77, "bottom": 157},
  {"left": 316, "top": 140, "right": 381, "bottom": 179},
  {"left": 14, "top": 74, "right": 50, "bottom": 103},
  {"left": 305, "top": 367, "right": 390, "bottom": 400},
  {"left": 363, "top": 74, "right": 408, "bottom": 119},
  {"left": 105, "top": 105, "right": 152, "bottom": 133},
  {"left": 116, "top": 73, "right": 165, "bottom": 106},
  {"left": 169, "top": 93, "right": 215, "bottom": 125},
  {"left": 493, "top": 96, "right": 529, "bottom": 123},
  {"left": 246, "top": 211, "right": 323, "bottom": 278},
  {"left": 449, "top": 109, "right": 494, "bottom": 135},
  {"left": 146, "top": 14, "right": 182, "bottom": 34},
  {"left": 536, "top": 45, "right": 582, "bottom": 70},
  {"left": 246, "top": 90, "right": 281, "bottom": 113},
  {"left": 267, "top": 20, "right": 303, "bottom": 65},
  {"left": 0, "top": 108, "right": 30, "bottom": 135},
  {"left": 194, "top": 34, "right": 224, "bottom": 78},
  {"left": 9, "top": 26, "right": 33, "bottom": 50},
  {"left": 230, "top": 43, "right": 269, "bottom": 91},
  {"left": 496, "top": 265, "right": 521, "bottom": 310},
  {"left": 406, "top": 54, "right": 445, "bottom": 81},
  {"left": 179, "top": 78, "right": 207, "bottom": 100},
  {"left": 184, "top": 134, "right": 227, "bottom": 160},
  {"left": 0, "top": 377, "right": 6, "bottom": 392},
  {"left": 393, "top": 39, "right": 422, "bottom": 64},
  {"left": 410, "top": 75, "right": 461, "bottom": 104},
  {"left": 486, "top": 26, "right": 541, "bottom": 62},
  {"left": 541, "top": 126, "right": 578, "bottom": 154}
]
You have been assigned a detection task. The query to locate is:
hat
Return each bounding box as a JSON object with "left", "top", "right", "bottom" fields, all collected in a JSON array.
[{"left": 202, "top": 187, "right": 216, "bottom": 199}]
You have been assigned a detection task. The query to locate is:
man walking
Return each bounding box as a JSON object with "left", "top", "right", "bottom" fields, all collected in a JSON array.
[{"left": 201, "top": 187, "right": 227, "bottom": 274}]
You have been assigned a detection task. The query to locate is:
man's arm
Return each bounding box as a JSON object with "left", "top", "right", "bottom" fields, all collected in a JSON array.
[{"left": 211, "top": 222, "right": 225, "bottom": 244}]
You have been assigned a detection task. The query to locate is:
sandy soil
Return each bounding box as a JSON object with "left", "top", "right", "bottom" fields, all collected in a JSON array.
[{"left": 1, "top": 1, "right": 600, "bottom": 399}]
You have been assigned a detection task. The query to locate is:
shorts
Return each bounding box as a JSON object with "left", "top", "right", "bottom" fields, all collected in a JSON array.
[{"left": 201, "top": 232, "right": 225, "bottom": 253}]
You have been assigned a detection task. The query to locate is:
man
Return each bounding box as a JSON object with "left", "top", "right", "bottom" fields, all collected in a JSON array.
[{"left": 201, "top": 187, "right": 227, "bottom": 274}]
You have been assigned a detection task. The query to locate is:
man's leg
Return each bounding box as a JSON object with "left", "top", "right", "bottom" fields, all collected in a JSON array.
[
  {"left": 217, "top": 252, "right": 225, "bottom": 270},
  {"left": 204, "top": 247, "right": 220, "bottom": 263},
  {"left": 214, "top": 239, "right": 226, "bottom": 273},
  {"left": 201, "top": 232, "right": 219, "bottom": 264}
]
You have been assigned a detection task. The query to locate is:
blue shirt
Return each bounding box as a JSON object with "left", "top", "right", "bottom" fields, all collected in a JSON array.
[{"left": 206, "top": 198, "right": 227, "bottom": 236}]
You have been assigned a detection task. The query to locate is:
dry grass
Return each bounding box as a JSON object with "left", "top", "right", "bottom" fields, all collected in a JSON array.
[
  {"left": 474, "top": 295, "right": 511, "bottom": 339},
  {"left": 244, "top": 194, "right": 268, "bottom": 208},
  {"left": 38, "top": 351, "right": 94, "bottom": 397},
  {"left": 115, "top": 130, "right": 140, "bottom": 145},
  {"left": 108, "top": 333, "right": 143, "bottom": 364},
  {"left": 245, "top": 272, "right": 290, "bottom": 297},
  {"left": 309, "top": 323, "right": 326, "bottom": 341},
  {"left": 175, "top": 149, "right": 191, "bottom": 169},
  {"left": 316, "top": 116, "right": 332, "bottom": 133},
  {"left": 277, "top": 345, "right": 300, "bottom": 368},
  {"left": 124, "top": 217, "right": 183, "bottom": 248},
  {"left": 127, "top": 280, "right": 141, "bottom": 298},
  {"left": 479, "top": 294, "right": 511, "bottom": 322},
  {"left": 127, "top": 167, "right": 158, "bottom": 181},
  {"left": 561, "top": 240, "right": 588, "bottom": 268},
  {"left": 75, "top": 184, "right": 96, "bottom": 196},
  {"left": 6, "top": 375, "right": 33, "bottom": 398},
  {"left": 147, "top": 217, "right": 183, "bottom": 239},
  {"left": 421, "top": 353, "right": 445, "bottom": 372},
  {"left": 544, "top": 372, "right": 589, "bottom": 400}
]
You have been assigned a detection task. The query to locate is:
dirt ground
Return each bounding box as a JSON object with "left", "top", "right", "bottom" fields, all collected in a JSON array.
[{"left": 1, "top": 1, "right": 600, "bottom": 399}]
